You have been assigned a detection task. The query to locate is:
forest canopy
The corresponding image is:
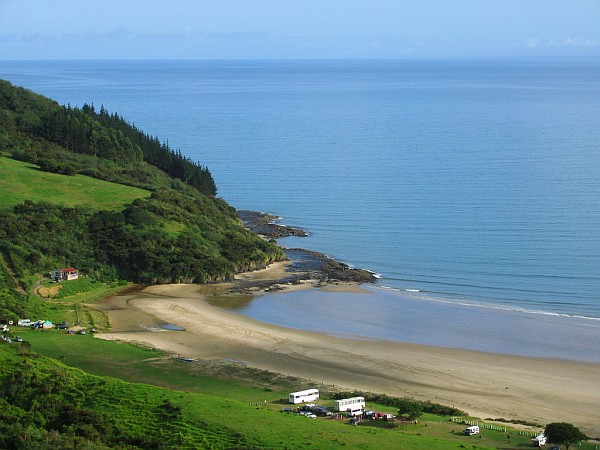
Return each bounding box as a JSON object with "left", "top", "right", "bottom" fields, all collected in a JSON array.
[{"left": 0, "top": 79, "right": 216, "bottom": 195}]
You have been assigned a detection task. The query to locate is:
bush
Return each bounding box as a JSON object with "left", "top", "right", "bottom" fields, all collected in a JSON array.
[{"left": 331, "top": 391, "right": 465, "bottom": 416}]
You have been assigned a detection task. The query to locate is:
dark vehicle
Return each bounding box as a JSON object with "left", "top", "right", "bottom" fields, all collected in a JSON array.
[
  {"left": 56, "top": 322, "right": 69, "bottom": 330},
  {"left": 313, "top": 407, "right": 332, "bottom": 417}
]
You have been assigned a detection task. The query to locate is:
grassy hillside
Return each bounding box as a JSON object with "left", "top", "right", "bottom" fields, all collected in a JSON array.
[
  {"left": 0, "top": 341, "right": 500, "bottom": 450},
  {"left": 0, "top": 79, "right": 284, "bottom": 299},
  {"left": 11, "top": 326, "right": 586, "bottom": 449},
  {"left": 0, "top": 155, "right": 151, "bottom": 211}
]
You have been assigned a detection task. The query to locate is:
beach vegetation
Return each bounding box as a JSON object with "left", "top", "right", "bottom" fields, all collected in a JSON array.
[
  {"left": 396, "top": 398, "right": 424, "bottom": 421},
  {"left": 544, "top": 422, "right": 588, "bottom": 450},
  {"left": 332, "top": 391, "right": 465, "bottom": 416}
]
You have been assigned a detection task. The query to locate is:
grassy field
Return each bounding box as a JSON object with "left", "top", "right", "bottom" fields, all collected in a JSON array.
[
  {"left": 1, "top": 339, "right": 498, "bottom": 450},
  {"left": 0, "top": 155, "right": 151, "bottom": 211},
  {"left": 38, "top": 277, "right": 131, "bottom": 303},
  {"left": 11, "top": 327, "right": 595, "bottom": 449}
]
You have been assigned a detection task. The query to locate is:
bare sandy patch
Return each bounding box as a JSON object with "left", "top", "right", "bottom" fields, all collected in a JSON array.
[{"left": 36, "top": 284, "right": 62, "bottom": 298}]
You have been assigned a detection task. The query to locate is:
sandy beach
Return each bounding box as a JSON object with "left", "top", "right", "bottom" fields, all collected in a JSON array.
[{"left": 96, "top": 264, "right": 600, "bottom": 436}]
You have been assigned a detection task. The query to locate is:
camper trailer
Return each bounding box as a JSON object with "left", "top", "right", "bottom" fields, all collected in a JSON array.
[
  {"left": 464, "top": 426, "right": 480, "bottom": 436},
  {"left": 532, "top": 434, "right": 547, "bottom": 447},
  {"left": 288, "top": 389, "right": 319, "bottom": 404},
  {"left": 334, "top": 397, "right": 366, "bottom": 416}
]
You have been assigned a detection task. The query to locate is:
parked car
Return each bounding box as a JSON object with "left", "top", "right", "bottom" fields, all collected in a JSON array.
[
  {"left": 15, "top": 336, "right": 23, "bottom": 342},
  {"left": 56, "top": 322, "right": 69, "bottom": 330},
  {"left": 78, "top": 329, "right": 86, "bottom": 335}
]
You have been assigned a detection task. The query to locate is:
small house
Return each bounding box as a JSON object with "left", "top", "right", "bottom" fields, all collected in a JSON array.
[{"left": 50, "top": 268, "right": 79, "bottom": 282}]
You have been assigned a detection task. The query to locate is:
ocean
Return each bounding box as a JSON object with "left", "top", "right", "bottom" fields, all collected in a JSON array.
[{"left": 2, "top": 59, "right": 599, "bottom": 360}]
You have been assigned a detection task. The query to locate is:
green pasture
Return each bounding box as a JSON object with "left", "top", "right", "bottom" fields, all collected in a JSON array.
[
  {"left": 1, "top": 342, "right": 495, "bottom": 450},
  {"left": 12, "top": 330, "right": 585, "bottom": 449},
  {"left": 21, "top": 330, "right": 287, "bottom": 401},
  {"left": 0, "top": 155, "right": 150, "bottom": 211},
  {"left": 40, "top": 277, "right": 131, "bottom": 303}
]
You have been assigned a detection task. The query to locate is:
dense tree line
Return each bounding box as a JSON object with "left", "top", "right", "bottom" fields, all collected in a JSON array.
[
  {"left": 0, "top": 79, "right": 216, "bottom": 196},
  {"left": 40, "top": 105, "right": 143, "bottom": 165},
  {"left": 0, "top": 192, "right": 283, "bottom": 289},
  {"left": 83, "top": 104, "right": 216, "bottom": 196}
]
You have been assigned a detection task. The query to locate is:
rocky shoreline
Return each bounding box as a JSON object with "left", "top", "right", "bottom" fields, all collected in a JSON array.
[
  {"left": 238, "top": 210, "right": 308, "bottom": 239},
  {"left": 238, "top": 210, "right": 378, "bottom": 287}
]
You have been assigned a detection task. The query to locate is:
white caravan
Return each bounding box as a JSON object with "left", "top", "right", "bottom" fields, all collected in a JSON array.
[
  {"left": 464, "top": 426, "right": 480, "bottom": 436},
  {"left": 288, "top": 389, "right": 320, "bottom": 404},
  {"left": 333, "top": 397, "right": 366, "bottom": 415}
]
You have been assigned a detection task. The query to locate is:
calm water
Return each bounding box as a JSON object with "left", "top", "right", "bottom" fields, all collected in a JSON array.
[
  {"left": 2, "top": 59, "right": 600, "bottom": 353},
  {"left": 213, "top": 285, "right": 600, "bottom": 363}
]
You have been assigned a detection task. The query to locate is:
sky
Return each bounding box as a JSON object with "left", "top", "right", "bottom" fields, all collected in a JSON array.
[{"left": 1, "top": 0, "right": 599, "bottom": 60}]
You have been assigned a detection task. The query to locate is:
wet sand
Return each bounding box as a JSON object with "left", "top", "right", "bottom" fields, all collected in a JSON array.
[{"left": 95, "top": 266, "right": 600, "bottom": 436}]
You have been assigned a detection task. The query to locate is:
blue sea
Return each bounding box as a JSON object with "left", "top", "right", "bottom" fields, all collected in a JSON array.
[{"left": 2, "top": 59, "right": 599, "bottom": 360}]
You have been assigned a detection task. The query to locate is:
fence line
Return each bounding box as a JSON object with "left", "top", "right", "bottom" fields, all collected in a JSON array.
[
  {"left": 249, "top": 399, "right": 278, "bottom": 407},
  {"left": 450, "top": 417, "right": 508, "bottom": 433}
]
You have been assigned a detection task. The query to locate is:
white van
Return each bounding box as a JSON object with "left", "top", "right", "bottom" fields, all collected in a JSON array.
[
  {"left": 345, "top": 408, "right": 364, "bottom": 417},
  {"left": 532, "top": 434, "right": 547, "bottom": 446},
  {"left": 464, "top": 426, "right": 480, "bottom": 436},
  {"left": 17, "top": 319, "right": 31, "bottom": 327}
]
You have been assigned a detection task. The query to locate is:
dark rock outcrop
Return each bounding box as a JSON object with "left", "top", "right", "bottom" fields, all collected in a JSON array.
[
  {"left": 284, "top": 248, "right": 377, "bottom": 284},
  {"left": 237, "top": 210, "right": 378, "bottom": 287},
  {"left": 238, "top": 210, "right": 308, "bottom": 239}
]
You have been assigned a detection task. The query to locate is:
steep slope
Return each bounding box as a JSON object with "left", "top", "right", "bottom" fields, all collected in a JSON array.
[{"left": 0, "top": 79, "right": 283, "bottom": 319}]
